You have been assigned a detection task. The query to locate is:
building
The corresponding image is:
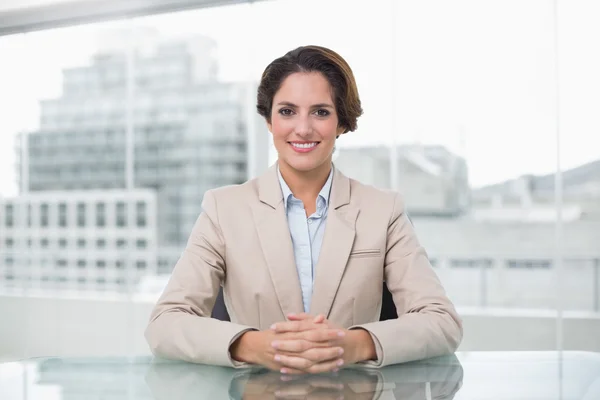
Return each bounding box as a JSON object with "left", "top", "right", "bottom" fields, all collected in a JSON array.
[
  {"left": 15, "top": 32, "right": 268, "bottom": 274},
  {"left": 0, "top": 189, "right": 157, "bottom": 293},
  {"left": 334, "top": 144, "right": 470, "bottom": 217}
]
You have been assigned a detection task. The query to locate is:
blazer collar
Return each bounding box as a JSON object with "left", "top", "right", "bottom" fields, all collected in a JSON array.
[{"left": 258, "top": 162, "right": 351, "bottom": 210}]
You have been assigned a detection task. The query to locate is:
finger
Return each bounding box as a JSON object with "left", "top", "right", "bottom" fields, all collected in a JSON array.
[
  {"left": 307, "top": 358, "right": 345, "bottom": 374},
  {"left": 274, "top": 342, "right": 343, "bottom": 362},
  {"left": 275, "top": 352, "right": 345, "bottom": 373},
  {"left": 312, "top": 314, "right": 326, "bottom": 324},
  {"left": 300, "top": 328, "right": 346, "bottom": 343},
  {"left": 272, "top": 320, "right": 315, "bottom": 333},
  {"left": 286, "top": 312, "right": 313, "bottom": 321}
]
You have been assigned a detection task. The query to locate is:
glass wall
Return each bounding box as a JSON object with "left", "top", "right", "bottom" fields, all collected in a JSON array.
[{"left": 0, "top": 0, "right": 599, "bottom": 362}]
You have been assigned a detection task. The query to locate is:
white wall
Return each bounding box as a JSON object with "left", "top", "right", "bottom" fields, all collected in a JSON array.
[{"left": 1, "top": 294, "right": 599, "bottom": 362}]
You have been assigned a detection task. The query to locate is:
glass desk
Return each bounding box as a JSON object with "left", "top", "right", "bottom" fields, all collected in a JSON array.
[{"left": 1, "top": 352, "right": 599, "bottom": 399}]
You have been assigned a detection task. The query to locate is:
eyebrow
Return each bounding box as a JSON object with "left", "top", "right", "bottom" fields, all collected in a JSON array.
[{"left": 276, "top": 101, "right": 334, "bottom": 109}]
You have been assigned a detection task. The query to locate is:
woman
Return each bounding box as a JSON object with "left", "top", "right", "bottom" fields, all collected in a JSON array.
[{"left": 145, "top": 45, "right": 462, "bottom": 374}]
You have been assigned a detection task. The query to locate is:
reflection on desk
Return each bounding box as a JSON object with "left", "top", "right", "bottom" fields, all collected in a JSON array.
[
  {"left": 1, "top": 352, "right": 600, "bottom": 399},
  {"left": 145, "top": 355, "right": 463, "bottom": 400}
]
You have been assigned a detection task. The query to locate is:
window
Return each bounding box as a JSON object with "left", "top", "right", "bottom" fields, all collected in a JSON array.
[
  {"left": 450, "top": 258, "right": 493, "bottom": 268},
  {"left": 5, "top": 238, "right": 13, "bottom": 248},
  {"left": 59, "top": 238, "right": 67, "bottom": 248},
  {"left": 96, "top": 238, "right": 106, "bottom": 248},
  {"left": 136, "top": 201, "right": 146, "bottom": 227},
  {"left": 506, "top": 259, "right": 552, "bottom": 269},
  {"left": 40, "top": 203, "right": 49, "bottom": 227},
  {"left": 96, "top": 260, "right": 106, "bottom": 268},
  {"left": 136, "top": 260, "right": 147, "bottom": 270},
  {"left": 4, "top": 204, "right": 13, "bottom": 227},
  {"left": 77, "top": 238, "right": 86, "bottom": 248},
  {"left": 116, "top": 260, "right": 124, "bottom": 269},
  {"left": 77, "top": 203, "right": 86, "bottom": 227},
  {"left": 116, "top": 238, "right": 126, "bottom": 248},
  {"left": 96, "top": 277, "right": 106, "bottom": 285},
  {"left": 77, "top": 259, "right": 86, "bottom": 268},
  {"left": 41, "top": 238, "right": 49, "bottom": 248},
  {"left": 136, "top": 239, "right": 147, "bottom": 249},
  {"left": 58, "top": 203, "right": 67, "bottom": 227},
  {"left": 27, "top": 204, "right": 32, "bottom": 227},
  {"left": 57, "top": 259, "right": 68, "bottom": 268},
  {"left": 96, "top": 203, "right": 106, "bottom": 227},
  {"left": 77, "top": 277, "right": 86, "bottom": 284},
  {"left": 116, "top": 201, "right": 126, "bottom": 227}
]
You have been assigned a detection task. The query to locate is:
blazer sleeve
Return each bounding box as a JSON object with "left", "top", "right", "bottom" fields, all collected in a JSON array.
[
  {"left": 144, "top": 189, "right": 257, "bottom": 367},
  {"left": 350, "top": 193, "right": 463, "bottom": 367}
]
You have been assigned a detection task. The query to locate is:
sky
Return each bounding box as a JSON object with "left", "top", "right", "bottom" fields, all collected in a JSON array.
[{"left": 0, "top": 0, "right": 599, "bottom": 196}]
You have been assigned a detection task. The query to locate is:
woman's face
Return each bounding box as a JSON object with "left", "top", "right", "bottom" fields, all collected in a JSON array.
[{"left": 268, "top": 72, "right": 343, "bottom": 174}]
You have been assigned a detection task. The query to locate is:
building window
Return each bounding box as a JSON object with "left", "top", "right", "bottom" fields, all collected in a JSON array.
[
  {"left": 27, "top": 204, "right": 32, "bottom": 227},
  {"left": 58, "top": 203, "right": 67, "bottom": 227},
  {"left": 57, "top": 259, "right": 68, "bottom": 268},
  {"left": 96, "top": 238, "right": 106, "bottom": 249},
  {"left": 96, "top": 260, "right": 106, "bottom": 268},
  {"left": 77, "top": 203, "right": 86, "bottom": 227},
  {"left": 5, "top": 238, "right": 13, "bottom": 248},
  {"left": 5, "top": 257, "right": 14, "bottom": 267},
  {"left": 40, "top": 203, "right": 49, "bottom": 227},
  {"left": 136, "top": 201, "right": 146, "bottom": 227},
  {"left": 136, "top": 239, "right": 147, "bottom": 249},
  {"left": 96, "top": 203, "right": 106, "bottom": 227},
  {"left": 59, "top": 238, "right": 67, "bottom": 248},
  {"left": 116, "top": 202, "right": 126, "bottom": 227},
  {"left": 116, "top": 260, "right": 124, "bottom": 269},
  {"left": 136, "top": 260, "right": 147, "bottom": 270},
  {"left": 450, "top": 258, "right": 493, "bottom": 268},
  {"left": 506, "top": 259, "right": 552, "bottom": 269},
  {"left": 96, "top": 277, "right": 106, "bottom": 285},
  {"left": 77, "top": 259, "right": 86, "bottom": 267},
  {"left": 116, "top": 238, "right": 126, "bottom": 248},
  {"left": 4, "top": 204, "right": 13, "bottom": 227},
  {"left": 41, "top": 238, "right": 49, "bottom": 248},
  {"left": 77, "top": 277, "right": 86, "bottom": 284},
  {"left": 77, "top": 238, "right": 86, "bottom": 248}
]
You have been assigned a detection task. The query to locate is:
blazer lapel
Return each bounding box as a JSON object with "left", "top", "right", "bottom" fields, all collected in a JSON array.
[
  {"left": 310, "top": 167, "right": 359, "bottom": 318},
  {"left": 252, "top": 164, "right": 304, "bottom": 317}
]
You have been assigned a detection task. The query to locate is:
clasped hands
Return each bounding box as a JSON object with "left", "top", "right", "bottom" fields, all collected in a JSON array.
[{"left": 231, "top": 313, "right": 376, "bottom": 375}]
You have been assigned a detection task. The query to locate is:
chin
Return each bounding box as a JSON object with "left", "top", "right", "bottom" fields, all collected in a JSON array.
[{"left": 284, "top": 157, "right": 329, "bottom": 173}]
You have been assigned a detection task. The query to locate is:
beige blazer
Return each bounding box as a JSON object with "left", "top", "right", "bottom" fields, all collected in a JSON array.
[{"left": 145, "top": 164, "right": 463, "bottom": 368}]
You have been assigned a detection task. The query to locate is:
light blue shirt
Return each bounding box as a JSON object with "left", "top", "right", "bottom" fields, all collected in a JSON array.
[{"left": 277, "top": 166, "right": 334, "bottom": 313}]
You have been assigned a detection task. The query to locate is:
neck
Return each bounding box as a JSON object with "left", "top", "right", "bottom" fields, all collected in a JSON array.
[{"left": 278, "top": 160, "right": 332, "bottom": 200}]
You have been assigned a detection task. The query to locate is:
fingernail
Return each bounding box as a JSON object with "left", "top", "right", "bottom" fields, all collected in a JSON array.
[
  {"left": 333, "top": 368, "right": 339, "bottom": 373},
  {"left": 280, "top": 368, "right": 287, "bottom": 374},
  {"left": 337, "top": 331, "right": 346, "bottom": 337},
  {"left": 337, "top": 359, "right": 344, "bottom": 366},
  {"left": 274, "top": 355, "right": 281, "bottom": 361},
  {"left": 270, "top": 324, "right": 277, "bottom": 330},
  {"left": 271, "top": 341, "right": 279, "bottom": 348},
  {"left": 338, "top": 348, "right": 344, "bottom": 355}
]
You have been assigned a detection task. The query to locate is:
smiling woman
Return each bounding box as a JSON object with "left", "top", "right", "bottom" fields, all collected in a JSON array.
[{"left": 145, "top": 45, "right": 462, "bottom": 374}]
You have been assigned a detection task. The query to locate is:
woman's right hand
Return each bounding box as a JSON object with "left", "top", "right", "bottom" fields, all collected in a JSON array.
[{"left": 230, "top": 328, "right": 346, "bottom": 374}]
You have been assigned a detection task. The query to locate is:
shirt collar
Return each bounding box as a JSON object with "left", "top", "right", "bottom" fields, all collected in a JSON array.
[{"left": 277, "top": 165, "right": 334, "bottom": 211}]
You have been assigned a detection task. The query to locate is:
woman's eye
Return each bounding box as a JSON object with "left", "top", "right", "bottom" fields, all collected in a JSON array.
[
  {"left": 315, "top": 109, "right": 330, "bottom": 117},
  {"left": 278, "top": 108, "right": 293, "bottom": 116}
]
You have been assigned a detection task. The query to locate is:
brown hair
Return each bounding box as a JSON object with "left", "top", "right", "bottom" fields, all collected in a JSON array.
[{"left": 256, "top": 45, "right": 363, "bottom": 135}]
